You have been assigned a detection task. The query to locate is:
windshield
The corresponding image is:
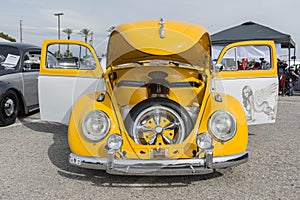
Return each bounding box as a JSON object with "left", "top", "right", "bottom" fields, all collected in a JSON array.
[{"left": 0, "top": 45, "right": 20, "bottom": 70}]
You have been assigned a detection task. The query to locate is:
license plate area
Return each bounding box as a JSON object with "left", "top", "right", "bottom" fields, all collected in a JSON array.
[{"left": 150, "top": 148, "right": 168, "bottom": 160}]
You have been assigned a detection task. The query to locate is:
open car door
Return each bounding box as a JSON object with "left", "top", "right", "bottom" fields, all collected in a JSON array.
[
  {"left": 215, "top": 40, "right": 278, "bottom": 125},
  {"left": 39, "top": 40, "right": 105, "bottom": 124}
]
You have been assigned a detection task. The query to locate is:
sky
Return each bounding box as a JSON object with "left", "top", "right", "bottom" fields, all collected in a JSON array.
[{"left": 1, "top": 0, "right": 299, "bottom": 59}]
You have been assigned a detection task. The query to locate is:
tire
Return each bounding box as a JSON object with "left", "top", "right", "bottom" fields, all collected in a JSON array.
[
  {"left": 125, "top": 98, "right": 193, "bottom": 145},
  {"left": 0, "top": 90, "right": 19, "bottom": 126}
]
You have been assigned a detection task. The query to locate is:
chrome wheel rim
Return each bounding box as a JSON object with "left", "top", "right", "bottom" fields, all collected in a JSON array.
[
  {"left": 4, "top": 98, "right": 15, "bottom": 117},
  {"left": 132, "top": 105, "right": 185, "bottom": 145}
]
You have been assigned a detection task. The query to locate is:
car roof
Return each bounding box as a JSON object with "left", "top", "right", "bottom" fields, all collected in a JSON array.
[{"left": 0, "top": 42, "right": 41, "bottom": 52}]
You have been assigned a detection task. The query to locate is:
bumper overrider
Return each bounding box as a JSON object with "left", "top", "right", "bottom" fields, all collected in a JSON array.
[{"left": 69, "top": 150, "right": 248, "bottom": 176}]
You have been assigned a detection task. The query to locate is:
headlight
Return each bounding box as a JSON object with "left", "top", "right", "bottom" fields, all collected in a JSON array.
[
  {"left": 208, "top": 110, "right": 236, "bottom": 142},
  {"left": 196, "top": 133, "right": 213, "bottom": 150},
  {"left": 107, "top": 134, "right": 123, "bottom": 150},
  {"left": 81, "top": 110, "right": 110, "bottom": 141}
]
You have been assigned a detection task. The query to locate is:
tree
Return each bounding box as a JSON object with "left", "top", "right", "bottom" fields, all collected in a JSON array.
[
  {"left": 0, "top": 32, "right": 16, "bottom": 42},
  {"left": 53, "top": 51, "right": 62, "bottom": 58},
  {"left": 62, "top": 28, "right": 73, "bottom": 40},
  {"left": 79, "top": 28, "right": 92, "bottom": 56},
  {"left": 63, "top": 50, "right": 73, "bottom": 58},
  {"left": 79, "top": 28, "right": 91, "bottom": 43},
  {"left": 63, "top": 28, "right": 73, "bottom": 51}
]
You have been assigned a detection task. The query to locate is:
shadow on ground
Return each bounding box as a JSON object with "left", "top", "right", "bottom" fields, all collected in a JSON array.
[{"left": 21, "top": 120, "right": 225, "bottom": 187}]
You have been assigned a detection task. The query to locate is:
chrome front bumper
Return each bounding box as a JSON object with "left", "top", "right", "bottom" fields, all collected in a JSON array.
[{"left": 69, "top": 151, "right": 248, "bottom": 176}]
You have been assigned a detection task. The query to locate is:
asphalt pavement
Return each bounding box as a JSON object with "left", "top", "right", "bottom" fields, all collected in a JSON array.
[{"left": 0, "top": 93, "right": 299, "bottom": 199}]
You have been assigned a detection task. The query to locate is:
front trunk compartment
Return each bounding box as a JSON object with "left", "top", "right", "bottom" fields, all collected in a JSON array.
[{"left": 109, "top": 65, "right": 206, "bottom": 151}]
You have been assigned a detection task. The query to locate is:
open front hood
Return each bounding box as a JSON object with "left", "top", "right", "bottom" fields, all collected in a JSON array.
[{"left": 107, "top": 19, "right": 212, "bottom": 67}]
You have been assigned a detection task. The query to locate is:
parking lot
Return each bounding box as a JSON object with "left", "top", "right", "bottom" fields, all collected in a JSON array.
[{"left": 0, "top": 94, "right": 299, "bottom": 200}]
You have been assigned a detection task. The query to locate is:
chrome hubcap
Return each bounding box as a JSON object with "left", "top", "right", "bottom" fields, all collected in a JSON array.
[
  {"left": 4, "top": 98, "right": 14, "bottom": 117},
  {"left": 155, "top": 126, "right": 163, "bottom": 134},
  {"left": 132, "top": 106, "right": 185, "bottom": 145}
]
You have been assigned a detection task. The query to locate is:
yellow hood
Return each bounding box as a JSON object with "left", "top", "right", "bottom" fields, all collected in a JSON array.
[{"left": 107, "top": 19, "right": 211, "bottom": 67}]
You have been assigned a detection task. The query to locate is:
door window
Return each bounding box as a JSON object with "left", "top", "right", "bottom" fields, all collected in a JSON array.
[
  {"left": 46, "top": 44, "right": 96, "bottom": 70},
  {"left": 220, "top": 45, "right": 271, "bottom": 71},
  {"left": 23, "top": 50, "right": 41, "bottom": 71}
]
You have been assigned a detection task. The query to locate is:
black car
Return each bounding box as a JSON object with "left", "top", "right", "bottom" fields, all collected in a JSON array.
[{"left": 0, "top": 42, "right": 41, "bottom": 126}]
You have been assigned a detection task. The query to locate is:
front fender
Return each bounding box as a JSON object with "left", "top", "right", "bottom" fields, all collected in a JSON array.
[
  {"left": 199, "top": 92, "right": 248, "bottom": 156},
  {"left": 0, "top": 81, "right": 28, "bottom": 114},
  {"left": 68, "top": 92, "right": 122, "bottom": 158},
  {"left": 0, "top": 81, "right": 13, "bottom": 95}
]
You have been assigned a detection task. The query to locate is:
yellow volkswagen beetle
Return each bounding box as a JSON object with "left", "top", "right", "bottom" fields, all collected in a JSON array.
[{"left": 39, "top": 19, "right": 278, "bottom": 175}]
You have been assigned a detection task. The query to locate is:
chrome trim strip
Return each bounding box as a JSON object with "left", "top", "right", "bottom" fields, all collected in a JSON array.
[{"left": 69, "top": 152, "right": 248, "bottom": 176}]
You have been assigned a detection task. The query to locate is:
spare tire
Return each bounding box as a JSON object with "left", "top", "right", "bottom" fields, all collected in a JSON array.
[{"left": 124, "top": 98, "right": 193, "bottom": 145}]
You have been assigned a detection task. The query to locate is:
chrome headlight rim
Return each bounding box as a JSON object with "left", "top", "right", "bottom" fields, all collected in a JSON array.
[
  {"left": 81, "top": 110, "right": 111, "bottom": 142},
  {"left": 196, "top": 133, "right": 213, "bottom": 150},
  {"left": 107, "top": 134, "right": 123, "bottom": 150},
  {"left": 208, "top": 110, "right": 237, "bottom": 142}
]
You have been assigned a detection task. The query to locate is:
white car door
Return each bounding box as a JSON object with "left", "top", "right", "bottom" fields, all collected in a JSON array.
[
  {"left": 38, "top": 40, "right": 105, "bottom": 124},
  {"left": 215, "top": 40, "right": 278, "bottom": 125}
]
